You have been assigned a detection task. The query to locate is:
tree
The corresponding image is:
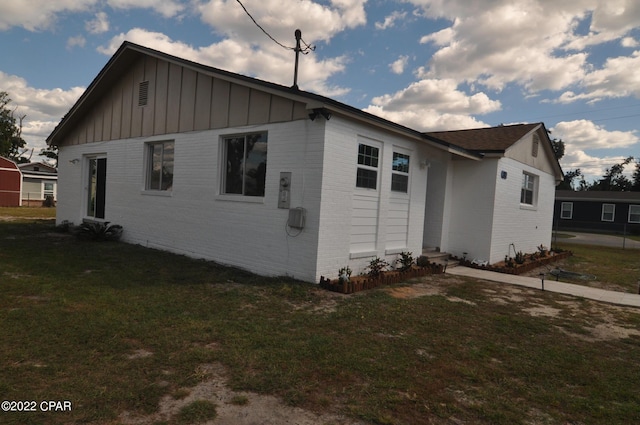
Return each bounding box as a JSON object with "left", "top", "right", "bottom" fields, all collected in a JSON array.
[
  {"left": 40, "top": 144, "right": 59, "bottom": 167},
  {"left": 557, "top": 168, "right": 582, "bottom": 190},
  {"left": 589, "top": 156, "right": 634, "bottom": 191},
  {"left": 551, "top": 138, "right": 565, "bottom": 161},
  {"left": 0, "top": 91, "right": 27, "bottom": 161},
  {"left": 631, "top": 161, "right": 640, "bottom": 191}
]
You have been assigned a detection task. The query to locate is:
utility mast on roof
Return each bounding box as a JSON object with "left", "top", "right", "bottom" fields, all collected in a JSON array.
[{"left": 292, "top": 29, "right": 302, "bottom": 90}]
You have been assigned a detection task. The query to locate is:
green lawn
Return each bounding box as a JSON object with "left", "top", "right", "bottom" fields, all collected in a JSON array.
[
  {"left": 2, "top": 218, "right": 640, "bottom": 425},
  {"left": 0, "top": 206, "right": 56, "bottom": 219}
]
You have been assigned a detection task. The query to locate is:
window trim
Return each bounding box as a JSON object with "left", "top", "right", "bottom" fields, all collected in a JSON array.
[
  {"left": 355, "top": 141, "right": 381, "bottom": 191},
  {"left": 520, "top": 172, "right": 537, "bottom": 207},
  {"left": 220, "top": 131, "right": 268, "bottom": 197},
  {"left": 601, "top": 203, "right": 615, "bottom": 222},
  {"left": 144, "top": 140, "right": 175, "bottom": 193},
  {"left": 560, "top": 202, "right": 573, "bottom": 219},
  {"left": 628, "top": 204, "right": 640, "bottom": 223}
]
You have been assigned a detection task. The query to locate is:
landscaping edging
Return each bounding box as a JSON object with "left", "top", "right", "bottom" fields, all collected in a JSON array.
[
  {"left": 319, "top": 264, "right": 444, "bottom": 294},
  {"left": 458, "top": 251, "right": 572, "bottom": 275}
]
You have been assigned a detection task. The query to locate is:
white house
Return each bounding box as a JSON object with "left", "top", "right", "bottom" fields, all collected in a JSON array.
[
  {"left": 18, "top": 162, "right": 58, "bottom": 206},
  {"left": 47, "top": 42, "right": 562, "bottom": 282}
]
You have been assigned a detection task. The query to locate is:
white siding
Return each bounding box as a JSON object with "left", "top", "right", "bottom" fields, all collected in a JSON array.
[
  {"left": 57, "top": 120, "right": 324, "bottom": 282},
  {"left": 489, "top": 157, "right": 556, "bottom": 262}
]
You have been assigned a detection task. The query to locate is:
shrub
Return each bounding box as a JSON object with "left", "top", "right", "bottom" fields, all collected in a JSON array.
[
  {"left": 366, "top": 257, "right": 389, "bottom": 278},
  {"left": 398, "top": 251, "right": 414, "bottom": 271},
  {"left": 416, "top": 255, "right": 430, "bottom": 267},
  {"left": 338, "top": 266, "right": 352, "bottom": 283},
  {"left": 76, "top": 221, "right": 123, "bottom": 241},
  {"left": 514, "top": 251, "right": 526, "bottom": 264}
]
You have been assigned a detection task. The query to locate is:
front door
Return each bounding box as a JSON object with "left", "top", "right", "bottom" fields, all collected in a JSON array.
[{"left": 87, "top": 157, "right": 107, "bottom": 219}]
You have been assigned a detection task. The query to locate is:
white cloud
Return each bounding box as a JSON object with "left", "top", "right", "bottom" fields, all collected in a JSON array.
[
  {"left": 551, "top": 120, "right": 638, "bottom": 150},
  {"left": 86, "top": 11, "right": 110, "bottom": 34},
  {"left": 390, "top": 56, "right": 409, "bottom": 74},
  {"left": 98, "top": 28, "right": 350, "bottom": 97},
  {"left": 621, "top": 37, "right": 639, "bottom": 48},
  {"left": 67, "top": 35, "right": 86, "bottom": 50},
  {"left": 0, "top": 0, "right": 96, "bottom": 31},
  {"left": 406, "top": 1, "right": 640, "bottom": 103},
  {"left": 197, "top": 0, "right": 366, "bottom": 46},
  {"left": 0, "top": 72, "right": 84, "bottom": 154},
  {"left": 375, "top": 11, "right": 407, "bottom": 30},
  {"left": 363, "top": 79, "right": 500, "bottom": 131},
  {"left": 106, "top": 0, "right": 186, "bottom": 18}
]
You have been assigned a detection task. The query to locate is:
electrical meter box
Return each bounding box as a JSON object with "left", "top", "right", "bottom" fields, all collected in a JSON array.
[{"left": 287, "top": 207, "right": 306, "bottom": 229}]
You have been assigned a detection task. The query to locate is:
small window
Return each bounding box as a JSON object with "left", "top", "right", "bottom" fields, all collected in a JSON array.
[
  {"left": 560, "top": 202, "right": 573, "bottom": 219},
  {"left": 44, "top": 182, "right": 55, "bottom": 198},
  {"left": 520, "top": 172, "right": 537, "bottom": 206},
  {"left": 146, "top": 141, "right": 174, "bottom": 191},
  {"left": 628, "top": 205, "right": 640, "bottom": 223},
  {"left": 601, "top": 204, "right": 615, "bottom": 222},
  {"left": 138, "top": 81, "right": 149, "bottom": 106},
  {"left": 391, "top": 152, "right": 410, "bottom": 193},
  {"left": 356, "top": 143, "right": 379, "bottom": 189},
  {"left": 222, "top": 132, "right": 267, "bottom": 197}
]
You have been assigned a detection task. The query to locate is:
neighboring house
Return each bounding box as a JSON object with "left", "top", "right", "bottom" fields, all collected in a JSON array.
[
  {"left": 554, "top": 190, "right": 640, "bottom": 235},
  {"left": 18, "top": 162, "right": 58, "bottom": 206},
  {"left": 0, "top": 156, "right": 22, "bottom": 207},
  {"left": 46, "top": 42, "right": 563, "bottom": 282}
]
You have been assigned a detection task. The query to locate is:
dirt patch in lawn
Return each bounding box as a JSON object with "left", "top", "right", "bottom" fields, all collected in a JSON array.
[{"left": 119, "top": 362, "right": 364, "bottom": 425}]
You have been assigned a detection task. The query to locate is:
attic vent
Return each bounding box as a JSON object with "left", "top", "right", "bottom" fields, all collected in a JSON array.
[
  {"left": 138, "top": 81, "right": 149, "bottom": 107},
  {"left": 532, "top": 133, "right": 539, "bottom": 157}
]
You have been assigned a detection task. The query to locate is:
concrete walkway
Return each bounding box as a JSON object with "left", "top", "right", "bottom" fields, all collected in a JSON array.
[{"left": 446, "top": 266, "right": 640, "bottom": 308}]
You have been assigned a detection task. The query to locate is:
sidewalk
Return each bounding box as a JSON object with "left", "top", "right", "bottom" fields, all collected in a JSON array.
[{"left": 446, "top": 266, "right": 640, "bottom": 308}]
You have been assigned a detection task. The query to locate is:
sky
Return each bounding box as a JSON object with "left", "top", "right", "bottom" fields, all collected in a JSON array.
[{"left": 1, "top": 0, "right": 639, "bottom": 183}]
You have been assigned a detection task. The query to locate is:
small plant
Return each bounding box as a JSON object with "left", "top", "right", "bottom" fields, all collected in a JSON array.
[
  {"left": 230, "top": 395, "right": 249, "bottom": 406},
  {"left": 537, "top": 244, "right": 548, "bottom": 256},
  {"left": 76, "top": 221, "right": 123, "bottom": 241},
  {"left": 505, "top": 255, "right": 515, "bottom": 268},
  {"left": 514, "top": 251, "right": 526, "bottom": 265},
  {"left": 416, "top": 255, "right": 430, "bottom": 267},
  {"left": 366, "top": 257, "right": 389, "bottom": 278},
  {"left": 398, "top": 251, "right": 414, "bottom": 271},
  {"left": 338, "top": 266, "right": 352, "bottom": 283}
]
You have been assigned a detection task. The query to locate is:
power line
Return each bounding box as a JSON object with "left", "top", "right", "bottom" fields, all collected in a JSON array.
[{"left": 234, "top": 0, "right": 314, "bottom": 54}]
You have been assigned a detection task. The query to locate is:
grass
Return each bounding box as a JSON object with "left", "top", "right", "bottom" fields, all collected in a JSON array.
[
  {"left": 2, "top": 217, "right": 640, "bottom": 424},
  {"left": 552, "top": 241, "right": 640, "bottom": 292},
  {"left": 0, "top": 206, "right": 57, "bottom": 218}
]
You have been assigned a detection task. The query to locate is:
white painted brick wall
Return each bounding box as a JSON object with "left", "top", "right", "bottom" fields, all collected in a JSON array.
[{"left": 57, "top": 120, "right": 325, "bottom": 282}]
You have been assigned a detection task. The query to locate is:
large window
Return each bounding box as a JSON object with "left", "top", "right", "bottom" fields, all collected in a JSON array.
[
  {"left": 222, "top": 132, "right": 267, "bottom": 197},
  {"left": 146, "top": 141, "right": 174, "bottom": 191},
  {"left": 601, "top": 204, "right": 615, "bottom": 222},
  {"left": 628, "top": 205, "right": 639, "bottom": 223},
  {"left": 356, "top": 143, "right": 379, "bottom": 189},
  {"left": 560, "top": 202, "right": 573, "bottom": 219},
  {"left": 391, "top": 152, "right": 410, "bottom": 193},
  {"left": 520, "top": 172, "right": 537, "bottom": 206}
]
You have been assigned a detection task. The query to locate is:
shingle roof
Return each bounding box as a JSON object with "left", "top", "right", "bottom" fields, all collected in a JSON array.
[
  {"left": 424, "top": 123, "right": 542, "bottom": 153},
  {"left": 555, "top": 190, "right": 640, "bottom": 202}
]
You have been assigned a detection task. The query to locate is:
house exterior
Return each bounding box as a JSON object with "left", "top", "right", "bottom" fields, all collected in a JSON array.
[
  {"left": 0, "top": 156, "right": 22, "bottom": 207},
  {"left": 422, "top": 124, "right": 563, "bottom": 263},
  {"left": 18, "top": 162, "right": 58, "bottom": 206},
  {"left": 47, "top": 42, "right": 562, "bottom": 282},
  {"left": 554, "top": 190, "right": 640, "bottom": 235}
]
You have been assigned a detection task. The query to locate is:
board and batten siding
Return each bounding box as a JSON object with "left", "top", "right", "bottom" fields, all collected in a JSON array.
[{"left": 59, "top": 55, "right": 309, "bottom": 147}]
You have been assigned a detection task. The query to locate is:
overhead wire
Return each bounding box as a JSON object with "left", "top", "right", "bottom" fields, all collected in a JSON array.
[{"left": 234, "top": 0, "right": 315, "bottom": 53}]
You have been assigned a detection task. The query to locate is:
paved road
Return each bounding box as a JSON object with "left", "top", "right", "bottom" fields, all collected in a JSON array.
[{"left": 553, "top": 231, "right": 640, "bottom": 249}]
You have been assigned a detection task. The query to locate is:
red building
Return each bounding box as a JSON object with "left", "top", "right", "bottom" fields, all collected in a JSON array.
[{"left": 0, "top": 157, "right": 22, "bottom": 207}]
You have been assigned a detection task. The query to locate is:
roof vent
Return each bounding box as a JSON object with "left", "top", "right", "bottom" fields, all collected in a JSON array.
[
  {"left": 138, "top": 81, "right": 149, "bottom": 107},
  {"left": 532, "top": 133, "right": 539, "bottom": 157}
]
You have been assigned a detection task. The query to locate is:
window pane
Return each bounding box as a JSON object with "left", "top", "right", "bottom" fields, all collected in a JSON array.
[
  {"left": 358, "top": 144, "right": 379, "bottom": 168},
  {"left": 630, "top": 205, "right": 640, "bottom": 223},
  {"left": 561, "top": 202, "right": 572, "bottom": 219},
  {"left": 149, "top": 144, "right": 162, "bottom": 190},
  {"left": 392, "top": 153, "right": 409, "bottom": 173},
  {"left": 225, "top": 137, "right": 245, "bottom": 194},
  {"left": 87, "top": 159, "right": 97, "bottom": 216},
  {"left": 161, "top": 142, "right": 174, "bottom": 191},
  {"left": 391, "top": 174, "right": 409, "bottom": 192},
  {"left": 243, "top": 133, "right": 268, "bottom": 197},
  {"left": 356, "top": 168, "right": 377, "bottom": 189}
]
